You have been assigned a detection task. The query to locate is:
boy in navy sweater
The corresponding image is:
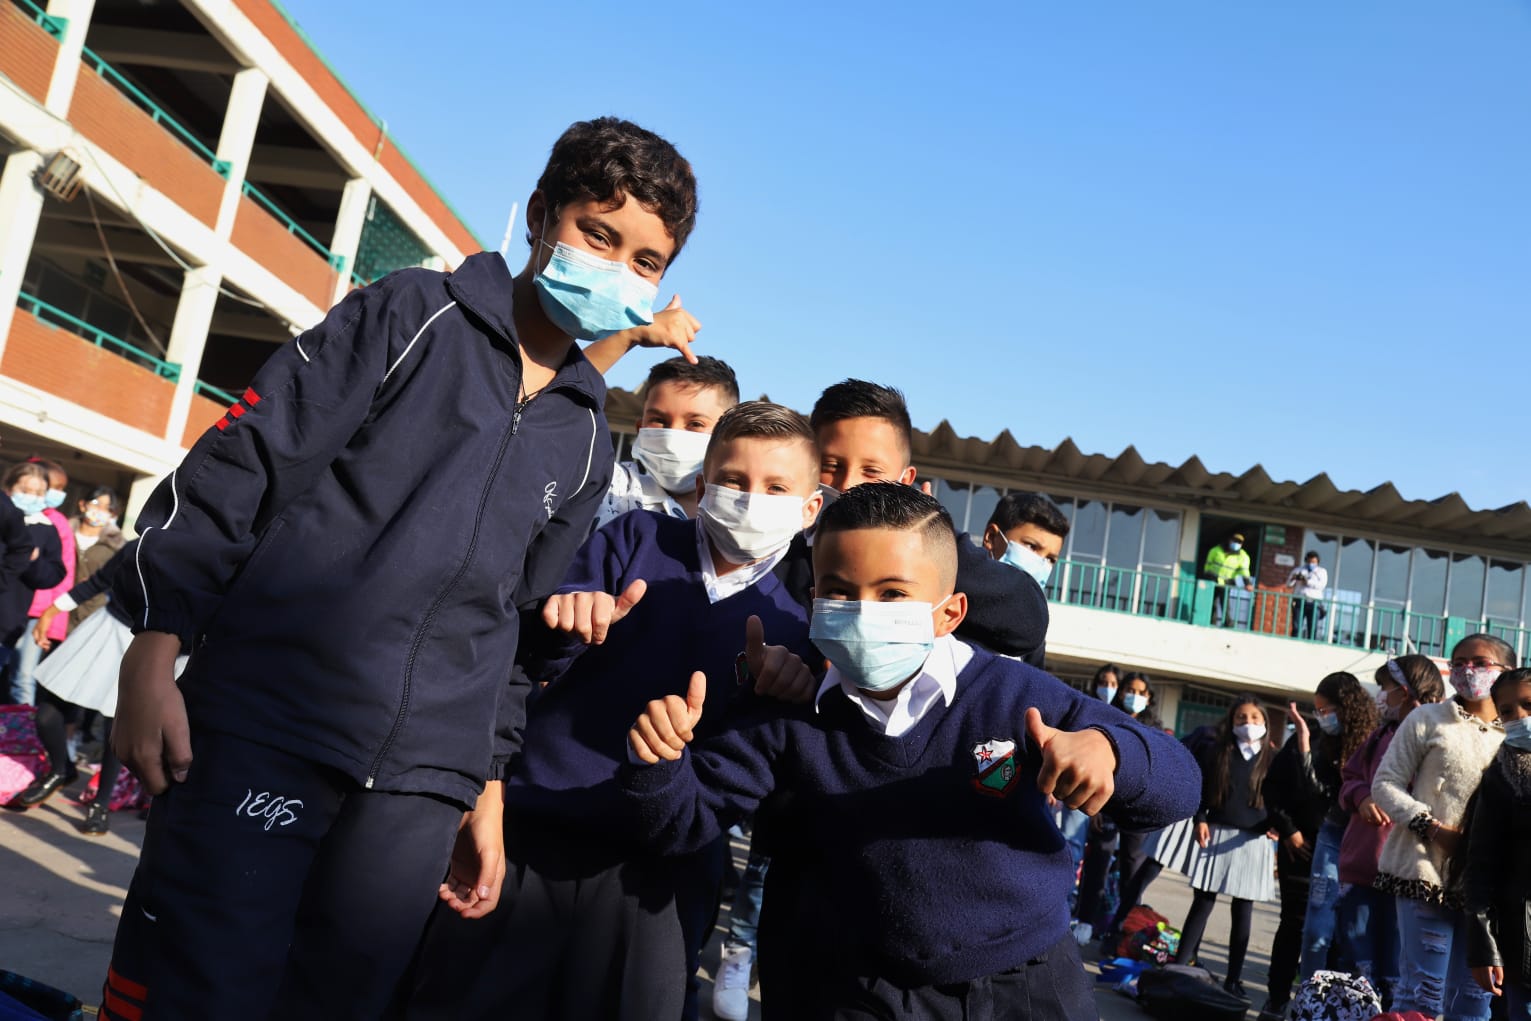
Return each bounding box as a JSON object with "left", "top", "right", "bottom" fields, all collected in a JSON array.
[
  {"left": 100, "top": 118, "right": 698, "bottom": 1021},
  {"left": 407, "top": 401, "right": 824, "bottom": 1021},
  {"left": 626, "top": 483, "right": 1202, "bottom": 1020}
]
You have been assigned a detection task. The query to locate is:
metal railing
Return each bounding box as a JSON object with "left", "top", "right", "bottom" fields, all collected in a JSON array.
[
  {"left": 16, "top": 291, "right": 181, "bottom": 380},
  {"left": 240, "top": 181, "right": 341, "bottom": 266},
  {"left": 16, "top": 0, "right": 66, "bottom": 38},
  {"left": 79, "top": 46, "right": 225, "bottom": 172},
  {"left": 193, "top": 380, "right": 238, "bottom": 405},
  {"left": 1046, "top": 558, "right": 1482, "bottom": 659}
]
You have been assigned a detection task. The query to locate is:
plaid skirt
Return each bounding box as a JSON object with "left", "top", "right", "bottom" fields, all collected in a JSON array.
[{"left": 1186, "top": 823, "right": 1276, "bottom": 901}]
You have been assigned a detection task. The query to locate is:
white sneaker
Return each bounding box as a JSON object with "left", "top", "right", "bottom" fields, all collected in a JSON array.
[
  {"left": 712, "top": 943, "right": 753, "bottom": 1021},
  {"left": 1072, "top": 921, "right": 1093, "bottom": 946}
]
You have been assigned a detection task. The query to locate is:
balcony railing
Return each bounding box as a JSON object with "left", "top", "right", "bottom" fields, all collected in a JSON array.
[
  {"left": 193, "top": 380, "right": 238, "bottom": 405},
  {"left": 16, "top": 0, "right": 65, "bottom": 38},
  {"left": 78, "top": 46, "right": 227, "bottom": 174},
  {"left": 241, "top": 181, "right": 342, "bottom": 267},
  {"left": 1047, "top": 558, "right": 1518, "bottom": 661},
  {"left": 16, "top": 291, "right": 180, "bottom": 380}
]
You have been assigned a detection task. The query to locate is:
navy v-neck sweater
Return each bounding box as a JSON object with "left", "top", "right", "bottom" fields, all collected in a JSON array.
[
  {"left": 623, "top": 646, "right": 1202, "bottom": 985},
  {"left": 506, "top": 509, "right": 814, "bottom": 838}
]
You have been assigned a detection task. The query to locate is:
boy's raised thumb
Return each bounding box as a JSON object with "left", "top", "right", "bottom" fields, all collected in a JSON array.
[
  {"left": 615, "top": 578, "right": 647, "bottom": 617},
  {"left": 686, "top": 671, "right": 707, "bottom": 721},
  {"left": 745, "top": 615, "right": 765, "bottom": 657},
  {"left": 1025, "top": 707, "right": 1055, "bottom": 750},
  {"left": 663, "top": 294, "right": 682, "bottom": 311}
]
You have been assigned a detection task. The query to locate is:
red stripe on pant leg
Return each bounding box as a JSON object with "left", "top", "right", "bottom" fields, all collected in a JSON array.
[
  {"left": 108, "top": 964, "right": 148, "bottom": 1000},
  {"left": 102, "top": 987, "right": 144, "bottom": 1021},
  {"left": 243, "top": 388, "right": 261, "bottom": 406}
]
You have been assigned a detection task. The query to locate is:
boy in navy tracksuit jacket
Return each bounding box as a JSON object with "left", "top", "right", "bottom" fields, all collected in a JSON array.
[
  {"left": 625, "top": 483, "right": 1202, "bottom": 1021},
  {"left": 407, "top": 401, "right": 825, "bottom": 1021},
  {"left": 100, "top": 118, "right": 700, "bottom": 1021}
]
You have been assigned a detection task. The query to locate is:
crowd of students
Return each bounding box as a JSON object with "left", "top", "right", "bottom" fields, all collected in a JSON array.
[
  {"left": 0, "top": 114, "right": 1524, "bottom": 1021},
  {"left": 1065, "top": 637, "right": 1531, "bottom": 1021}
]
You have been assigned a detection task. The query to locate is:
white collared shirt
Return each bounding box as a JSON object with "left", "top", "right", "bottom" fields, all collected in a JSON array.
[
  {"left": 1237, "top": 740, "right": 1262, "bottom": 761},
  {"left": 815, "top": 633, "right": 975, "bottom": 737},
  {"left": 695, "top": 519, "right": 789, "bottom": 604},
  {"left": 594, "top": 461, "right": 688, "bottom": 531},
  {"left": 1288, "top": 564, "right": 1328, "bottom": 600}
]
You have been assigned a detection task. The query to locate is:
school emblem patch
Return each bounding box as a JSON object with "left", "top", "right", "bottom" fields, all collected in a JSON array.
[{"left": 971, "top": 739, "right": 1018, "bottom": 797}]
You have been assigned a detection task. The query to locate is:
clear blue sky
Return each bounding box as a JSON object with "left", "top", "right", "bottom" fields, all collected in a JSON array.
[{"left": 283, "top": 0, "right": 1531, "bottom": 511}]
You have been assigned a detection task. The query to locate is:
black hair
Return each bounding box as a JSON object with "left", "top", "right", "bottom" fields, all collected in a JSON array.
[
  {"left": 1374, "top": 654, "right": 1445, "bottom": 705},
  {"left": 82, "top": 486, "right": 121, "bottom": 515},
  {"left": 1490, "top": 667, "right": 1531, "bottom": 704},
  {"left": 809, "top": 380, "right": 913, "bottom": 457},
  {"left": 531, "top": 117, "right": 698, "bottom": 260},
  {"left": 815, "top": 481, "right": 957, "bottom": 587},
  {"left": 1304, "top": 550, "right": 1320, "bottom": 562},
  {"left": 1093, "top": 663, "right": 1120, "bottom": 689},
  {"left": 1315, "top": 671, "right": 1375, "bottom": 768},
  {"left": 1209, "top": 697, "right": 1274, "bottom": 811},
  {"left": 988, "top": 491, "right": 1070, "bottom": 541},
  {"left": 1452, "top": 633, "right": 1519, "bottom": 670},
  {"left": 1111, "top": 671, "right": 1162, "bottom": 727},
  {"left": 643, "top": 355, "right": 739, "bottom": 404}
]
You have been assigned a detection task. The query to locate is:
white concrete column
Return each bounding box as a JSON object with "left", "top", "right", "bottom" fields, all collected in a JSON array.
[
  {"left": 0, "top": 151, "right": 48, "bottom": 363},
  {"left": 327, "top": 177, "right": 372, "bottom": 305},
  {"left": 42, "top": 0, "right": 95, "bottom": 115},
  {"left": 124, "top": 472, "right": 161, "bottom": 536},
  {"left": 162, "top": 265, "right": 223, "bottom": 443},
  {"left": 212, "top": 67, "right": 268, "bottom": 239}
]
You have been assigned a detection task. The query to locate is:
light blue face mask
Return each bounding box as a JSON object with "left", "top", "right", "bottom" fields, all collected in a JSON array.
[
  {"left": 999, "top": 537, "right": 1053, "bottom": 586},
  {"left": 44, "top": 488, "right": 66, "bottom": 510},
  {"left": 533, "top": 240, "right": 659, "bottom": 341},
  {"left": 11, "top": 493, "right": 45, "bottom": 516},
  {"left": 811, "top": 598, "right": 943, "bottom": 693},
  {"left": 1123, "top": 692, "right": 1149, "bottom": 715},
  {"left": 1505, "top": 717, "right": 1531, "bottom": 753},
  {"left": 1317, "top": 711, "right": 1343, "bottom": 736},
  {"left": 1228, "top": 541, "right": 1243, "bottom": 553}
]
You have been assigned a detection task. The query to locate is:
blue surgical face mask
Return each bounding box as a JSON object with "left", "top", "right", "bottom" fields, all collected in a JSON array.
[
  {"left": 1317, "top": 711, "right": 1343, "bottom": 736},
  {"left": 999, "top": 537, "right": 1052, "bottom": 586},
  {"left": 1123, "top": 692, "right": 1149, "bottom": 715},
  {"left": 44, "top": 488, "right": 65, "bottom": 510},
  {"left": 1505, "top": 717, "right": 1531, "bottom": 753},
  {"left": 1228, "top": 541, "right": 1243, "bottom": 553},
  {"left": 11, "top": 493, "right": 45, "bottom": 516},
  {"left": 533, "top": 239, "right": 659, "bottom": 341},
  {"left": 811, "top": 598, "right": 944, "bottom": 693},
  {"left": 1096, "top": 686, "right": 1118, "bottom": 703}
]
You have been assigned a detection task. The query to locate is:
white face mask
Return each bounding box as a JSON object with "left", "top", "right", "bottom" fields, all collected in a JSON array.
[
  {"left": 632, "top": 428, "right": 711, "bottom": 495},
  {"left": 1233, "top": 722, "right": 1266, "bottom": 743},
  {"left": 698, "top": 485, "right": 806, "bottom": 565}
]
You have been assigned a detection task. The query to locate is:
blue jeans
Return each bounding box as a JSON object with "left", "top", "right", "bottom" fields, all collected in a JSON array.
[
  {"left": 1394, "top": 897, "right": 1493, "bottom": 1021},
  {"left": 1058, "top": 807, "right": 1089, "bottom": 872},
  {"left": 1299, "top": 819, "right": 1345, "bottom": 978},
  {"left": 8, "top": 626, "right": 43, "bottom": 705},
  {"left": 1339, "top": 883, "right": 1398, "bottom": 1004},
  {"left": 1507, "top": 982, "right": 1531, "bottom": 1020},
  {"left": 725, "top": 850, "right": 769, "bottom": 952}
]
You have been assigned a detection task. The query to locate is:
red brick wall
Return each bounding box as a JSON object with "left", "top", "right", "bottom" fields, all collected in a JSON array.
[
  {"left": 4, "top": 308, "right": 173, "bottom": 436},
  {"left": 68, "top": 63, "right": 224, "bottom": 227},
  {"left": 231, "top": 194, "right": 335, "bottom": 308},
  {"left": 181, "top": 393, "right": 225, "bottom": 448},
  {"left": 231, "top": 0, "right": 481, "bottom": 258},
  {"left": 0, "top": 4, "right": 56, "bottom": 101}
]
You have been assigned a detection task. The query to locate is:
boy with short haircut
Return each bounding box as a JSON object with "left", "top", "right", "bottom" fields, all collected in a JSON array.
[
  {"left": 595, "top": 354, "right": 740, "bottom": 528},
  {"left": 625, "top": 483, "right": 1201, "bottom": 1019},
  {"left": 408, "top": 401, "right": 823, "bottom": 1021},
  {"left": 982, "top": 491, "right": 1071, "bottom": 586},
  {"left": 101, "top": 116, "right": 697, "bottom": 1020}
]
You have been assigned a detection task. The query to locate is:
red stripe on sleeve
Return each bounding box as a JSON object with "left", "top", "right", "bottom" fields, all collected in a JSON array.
[
  {"left": 243, "top": 388, "right": 261, "bottom": 406},
  {"left": 228, "top": 404, "right": 246, "bottom": 420}
]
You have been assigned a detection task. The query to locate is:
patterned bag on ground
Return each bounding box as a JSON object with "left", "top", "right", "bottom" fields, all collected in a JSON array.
[
  {"left": 78, "top": 766, "right": 148, "bottom": 812},
  {"left": 1138, "top": 964, "right": 1249, "bottom": 1021},
  {"left": 1288, "top": 970, "right": 1380, "bottom": 1021},
  {"left": 1115, "top": 904, "right": 1169, "bottom": 957},
  {"left": 0, "top": 706, "right": 45, "bottom": 803}
]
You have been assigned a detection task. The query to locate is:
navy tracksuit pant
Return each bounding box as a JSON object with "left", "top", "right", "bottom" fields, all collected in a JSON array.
[{"left": 101, "top": 731, "right": 462, "bottom": 1021}]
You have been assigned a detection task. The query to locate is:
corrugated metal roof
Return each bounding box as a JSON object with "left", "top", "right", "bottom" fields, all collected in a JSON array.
[{"left": 603, "top": 388, "right": 1531, "bottom": 556}]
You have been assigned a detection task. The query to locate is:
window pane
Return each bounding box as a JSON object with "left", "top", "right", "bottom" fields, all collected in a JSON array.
[
  {"left": 1142, "top": 510, "right": 1181, "bottom": 569},
  {"left": 1486, "top": 561, "right": 1524, "bottom": 623},
  {"left": 967, "top": 487, "right": 1001, "bottom": 541},
  {"left": 1105, "top": 505, "right": 1143, "bottom": 570},
  {"left": 1410, "top": 549, "right": 1448, "bottom": 617},
  {"left": 1069, "top": 500, "right": 1107, "bottom": 563},
  {"left": 1447, "top": 554, "right": 1486, "bottom": 620},
  {"left": 1373, "top": 544, "right": 1410, "bottom": 606},
  {"left": 935, "top": 479, "right": 971, "bottom": 533}
]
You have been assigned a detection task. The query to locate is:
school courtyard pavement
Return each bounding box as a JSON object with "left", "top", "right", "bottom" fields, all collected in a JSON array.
[{"left": 0, "top": 796, "right": 1280, "bottom": 1019}]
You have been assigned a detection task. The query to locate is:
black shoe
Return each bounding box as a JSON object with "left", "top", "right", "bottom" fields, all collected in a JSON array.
[
  {"left": 80, "top": 800, "right": 109, "bottom": 836},
  {"left": 1258, "top": 998, "right": 1288, "bottom": 1021},
  {"left": 3, "top": 771, "right": 69, "bottom": 810},
  {"left": 1224, "top": 979, "right": 1249, "bottom": 1000}
]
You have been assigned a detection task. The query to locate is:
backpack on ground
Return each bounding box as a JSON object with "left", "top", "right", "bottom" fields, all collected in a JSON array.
[{"left": 1138, "top": 964, "right": 1248, "bottom": 1021}]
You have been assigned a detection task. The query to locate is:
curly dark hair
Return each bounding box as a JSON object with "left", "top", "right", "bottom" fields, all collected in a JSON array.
[
  {"left": 1315, "top": 671, "right": 1376, "bottom": 768},
  {"left": 530, "top": 117, "right": 698, "bottom": 261}
]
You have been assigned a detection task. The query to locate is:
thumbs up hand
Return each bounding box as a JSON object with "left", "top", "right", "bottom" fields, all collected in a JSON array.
[
  {"left": 630, "top": 672, "right": 708, "bottom": 764},
  {"left": 542, "top": 579, "right": 647, "bottom": 645},
  {"left": 743, "top": 615, "right": 815, "bottom": 705},
  {"left": 1026, "top": 707, "right": 1118, "bottom": 815}
]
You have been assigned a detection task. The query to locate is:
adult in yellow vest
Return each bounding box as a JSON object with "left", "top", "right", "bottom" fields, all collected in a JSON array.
[{"left": 1203, "top": 532, "right": 1254, "bottom": 627}]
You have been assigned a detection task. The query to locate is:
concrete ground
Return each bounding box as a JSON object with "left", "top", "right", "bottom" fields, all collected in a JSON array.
[{"left": 1, "top": 788, "right": 1279, "bottom": 1019}]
